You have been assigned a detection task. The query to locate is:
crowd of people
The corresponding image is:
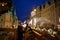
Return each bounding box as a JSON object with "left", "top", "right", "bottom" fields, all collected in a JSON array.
[{"left": 17, "top": 20, "right": 60, "bottom": 40}]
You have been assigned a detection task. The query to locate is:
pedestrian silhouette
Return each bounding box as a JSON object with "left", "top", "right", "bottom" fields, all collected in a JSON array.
[{"left": 17, "top": 21, "right": 23, "bottom": 40}]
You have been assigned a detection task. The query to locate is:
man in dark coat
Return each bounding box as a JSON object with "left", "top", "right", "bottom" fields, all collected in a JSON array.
[{"left": 17, "top": 21, "right": 23, "bottom": 40}]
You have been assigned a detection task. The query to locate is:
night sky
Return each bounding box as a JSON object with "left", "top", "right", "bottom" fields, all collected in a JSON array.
[{"left": 13, "top": 0, "right": 51, "bottom": 22}]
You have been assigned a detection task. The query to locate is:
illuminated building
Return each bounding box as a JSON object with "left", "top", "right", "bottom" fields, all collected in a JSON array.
[
  {"left": 30, "top": 0, "right": 60, "bottom": 29},
  {"left": 30, "top": 9, "right": 37, "bottom": 29},
  {"left": 0, "top": 0, "right": 18, "bottom": 28},
  {"left": 0, "top": 11, "right": 18, "bottom": 28},
  {"left": 55, "top": 0, "right": 60, "bottom": 23}
]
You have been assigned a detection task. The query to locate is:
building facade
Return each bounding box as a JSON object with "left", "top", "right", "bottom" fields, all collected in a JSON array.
[
  {"left": 30, "top": 0, "right": 60, "bottom": 29},
  {"left": 0, "top": 11, "right": 18, "bottom": 28}
]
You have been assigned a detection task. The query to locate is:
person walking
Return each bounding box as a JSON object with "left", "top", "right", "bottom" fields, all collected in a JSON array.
[{"left": 17, "top": 21, "right": 23, "bottom": 40}]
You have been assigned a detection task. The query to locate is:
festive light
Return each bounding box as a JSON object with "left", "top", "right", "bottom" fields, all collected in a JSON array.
[{"left": 22, "top": 24, "right": 27, "bottom": 28}]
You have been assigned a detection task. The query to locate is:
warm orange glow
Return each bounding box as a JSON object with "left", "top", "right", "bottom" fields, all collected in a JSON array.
[
  {"left": 57, "top": 25, "right": 60, "bottom": 27},
  {"left": 0, "top": 2, "right": 7, "bottom": 6}
]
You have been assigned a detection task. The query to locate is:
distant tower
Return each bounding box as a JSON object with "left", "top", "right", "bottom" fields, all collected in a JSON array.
[{"left": 12, "top": 9, "right": 18, "bottom": 28}]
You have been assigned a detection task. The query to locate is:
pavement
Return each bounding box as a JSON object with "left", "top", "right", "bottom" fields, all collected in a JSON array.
[{"left": 23, "top": 29, "right": 60, "bottom": 40}]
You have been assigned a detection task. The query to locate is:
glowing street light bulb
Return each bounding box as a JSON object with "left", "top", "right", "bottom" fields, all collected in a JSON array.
[
  {"left": 2, "top": 3, "right": 4, "bottom": 6},
  {"left": 2, "top": 2, "right": 5, "bottom": 6},
  {"left": 22, "top": 24, "right": 27, "bottom": 28}
]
